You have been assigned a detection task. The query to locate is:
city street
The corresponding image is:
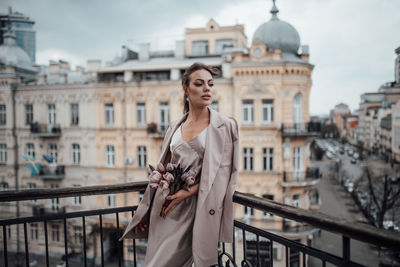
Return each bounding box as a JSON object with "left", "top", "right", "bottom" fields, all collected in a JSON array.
[{"left": 309, "top": 141, "right": 392, "bottom": 266}]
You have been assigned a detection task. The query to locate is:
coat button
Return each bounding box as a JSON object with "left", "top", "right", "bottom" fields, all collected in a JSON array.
[{"left": 209, "top": 209, "right": 215, "bottom": 215}]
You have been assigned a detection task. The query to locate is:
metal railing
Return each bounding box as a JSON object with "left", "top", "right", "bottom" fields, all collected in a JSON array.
[
  {"left": 282, "top": 168, "right": 321, "bottom": 184},
  {"left": 30, "top": 122, "right": 61, "bottom": 137},
  {"left": 0, "top": 182, "right": 399, "bottom": 267},
  {"left": 281, "top": 122, "right": 321, "bottom": 138}
]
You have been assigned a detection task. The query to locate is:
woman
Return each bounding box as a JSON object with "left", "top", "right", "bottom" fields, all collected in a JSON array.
[{"left": 120, "top": 62, "right": 240, "bottom": 267}]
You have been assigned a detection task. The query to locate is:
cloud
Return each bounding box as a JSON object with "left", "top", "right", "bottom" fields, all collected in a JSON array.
[{"left": 1, "top": 0, "right": 399, "bottom": 115}]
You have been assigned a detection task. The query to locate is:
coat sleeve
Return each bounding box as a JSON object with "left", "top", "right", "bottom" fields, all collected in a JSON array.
[
  {"left": 119, "top": 124, "right": 173, "bottom": 241},
  {"left": 219, "top": 117, "right": 240, "bottom": 242}
]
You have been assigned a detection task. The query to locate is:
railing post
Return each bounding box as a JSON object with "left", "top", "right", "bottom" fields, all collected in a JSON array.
[{"left": 342, "top": 236, "right": 350, "bottom": 266}]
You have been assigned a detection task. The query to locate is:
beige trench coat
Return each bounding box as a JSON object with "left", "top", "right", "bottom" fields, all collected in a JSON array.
[{"left": 120, "top": 106, "right": 240, "bottom": 266}]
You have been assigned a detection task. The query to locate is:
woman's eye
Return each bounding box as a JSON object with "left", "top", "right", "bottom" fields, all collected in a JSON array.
[
  {"left": 209, "top": 84, "right": 214, "bottom": 87},
  {"left": 194, "top": 83, "right": 202, "bottom": 87}
]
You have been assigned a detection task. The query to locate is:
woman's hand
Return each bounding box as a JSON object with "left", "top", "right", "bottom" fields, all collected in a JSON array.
[{"left": 164, "top": 183, "right": 200, "bottom": 216}]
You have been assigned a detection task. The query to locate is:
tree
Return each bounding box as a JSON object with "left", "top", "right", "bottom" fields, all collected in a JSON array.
[{"left": 364, "top": 167, "right": 400, "bottom": 229}]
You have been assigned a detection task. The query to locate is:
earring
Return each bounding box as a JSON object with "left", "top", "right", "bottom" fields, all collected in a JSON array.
[{"left": 186, "top": 96, "right": 189, "bottom": 102}]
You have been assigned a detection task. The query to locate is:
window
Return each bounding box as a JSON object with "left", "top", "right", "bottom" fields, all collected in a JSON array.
[
  {"left": 106, "top": 145, "right": 115, "bottom": 167},
  {"left": 136, "top": 103, "right": 146, "bottom": 126},
  {"left": 243, "top": 205, "right": 254, "bottom": 217},
  {"left": 26, "top": 143, "right": 35, "bottom": 159},
  {"left": 0, "top": 144, "right": 7, "bottom": 164},
  {"left": 262, "top": 100, "right": 274, "bottom": 123},
  {"left": 293, "top": 146, "right": 303, "bottom": 174},
  {"left": 70, "top": 104, "right": 79, "bottom": 125},
  {"left": 293, "top": 94, "right": 303, "bottom": 126},
  {"left": 28, "top": 183, "right": 36, "bottom": 203},
  {"left": 242, "top": 100, "right": 254, "bottom": 124},
  {"left": 25, "top": 104, "right": 33, "bottom": 125},
  {"left": 0, "top": 105, "right": 6, "bottom": 125},
  {"left": 74, "top": 226, "right": 82, "bottom": 244},
  {"left": 30, "top": 223, "right": 38, "bottom": 241},
  {"left": 243, "top": 148, "right": 253, "bottom": 171},
  {"left": 72, "top": 144, "right": 80, "bottom": 165},
  {"left": 1, "top": 182, "right": 8, "bottom": 191},
  {"left": 262, "top": 195, "right": 274, "bottom": 218},
  {"left": 105, "top": 103, "right": 114, "bottom": 125},
  {"left": 50, "top": 184, "right": 59, "bottom": 211},
  {"left": 48, "top": 104, "right": 56, "bottom": 125},
  {"left": 216, "top": 39, "right": 233, "bottom": 54},
  {"left": 51, "top": 224, "right": 60, "bottom": 242},
  {"left": 210, "top": 100, "right": 219, "bottom": 112},
  {"left": 107, "top": 194, "right": 116, "bottom": 208},
  {"left": 262, "top": 148, "right": 273, "bottom": 171},
  {"left": 48, "top": 143, "right": 57, "bottom": 163},
  {"left": 159, "top": 102, "right": 169, "bottom": 131},
  {"left": 73, "top": 185, "right": 81, "bottom": 206},
  {"left": 192, "top": 40, "right": 209, "bottom": 56},
  {"left": 138, "top": 146, "right": 147, "bottom": 168}
]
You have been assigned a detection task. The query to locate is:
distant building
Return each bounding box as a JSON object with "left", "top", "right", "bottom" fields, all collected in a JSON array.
[
  {"left": 354, "top": 46, "right": 400, "bottom": 162},
  {"left": 330, "top": 103, "right": 350, "bottom": 137},
  {"left": 0, "top": 7, "right": 36, "bottom": 62}
]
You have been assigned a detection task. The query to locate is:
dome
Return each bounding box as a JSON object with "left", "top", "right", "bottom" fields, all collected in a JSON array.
[
  {"left": 252, "top": 1, "right": 300, "bottom": 55},
  {"left": 0, "top": 32, "right": 33, "bottom": 69}
]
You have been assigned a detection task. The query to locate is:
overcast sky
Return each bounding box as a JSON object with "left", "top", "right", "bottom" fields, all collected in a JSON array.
[{"left": 1, "top": 0, "right": 399, "bottom": 115}]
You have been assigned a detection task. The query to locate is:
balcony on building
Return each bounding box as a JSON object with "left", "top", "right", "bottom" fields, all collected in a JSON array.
[
  {"left": 281, "top": 168, "right": 321, "bottom": 187},
  {"left": 146, "top": 122, "right": 167, "bottom": 139},
  {"left": 281, "top": 122, "right": 321, "bottom": 138},
  {"left": 34, "top": 165, "right": 65, "bottom": 180},
  {"left": 30, "top": 122, "right": 61, "bottom": 138},
  {"left": 32, "top": 204, "right": 66, "bottom": 216}
]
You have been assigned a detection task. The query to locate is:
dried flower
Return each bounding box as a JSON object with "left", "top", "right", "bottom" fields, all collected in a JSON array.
[
  {"left": 166, "top": 163, "right": 174, "bottom": 172},
  {"left": 156, "top": 162, "right": 165, "bottom": 173},
  {"left": 149, "top": 171, "right": 162, "bottom": 183},
  {"left": 185, "top": 177, "right": 195, "bottom": 186},
  {"left": 163, "top": 172, "right": 174, "bottom": 183},
  {"left": 149, "top": 182, "right": 159, "bottom": 189}
]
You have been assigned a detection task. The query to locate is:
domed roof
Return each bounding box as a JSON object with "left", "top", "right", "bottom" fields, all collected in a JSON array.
[
  {"left": 0, "top": 32, "right": 33, "bottom": 69},
  {"left": 252, "top": 1, "right": 300, "bottom": 55}
]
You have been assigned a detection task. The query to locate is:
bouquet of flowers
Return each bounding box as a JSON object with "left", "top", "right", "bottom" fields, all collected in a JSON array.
[{"left": 147, "top": 162, "right": 197, "bottom": 218}]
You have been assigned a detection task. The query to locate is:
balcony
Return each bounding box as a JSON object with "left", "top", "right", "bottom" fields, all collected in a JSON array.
[
  {"left": 34, "top": 165, "right": 65, "bottom": 180},
  {"left": 147, "top": 122, "right": 167, "bottom": 139},
  {"left": 281, "top": 122, "right": 321, "bottom": 138},
  {"left": 30, "top": 122, "right": 61, "bottom": 138},
  {"left": 0, "top": 182, "right": 399, "bottom": 267},
  {"left": 32, "top": 205, "right": 66, "bottom": 216},
  {"left": 281, "top": 168, "right": 321, "bottom": 187}
]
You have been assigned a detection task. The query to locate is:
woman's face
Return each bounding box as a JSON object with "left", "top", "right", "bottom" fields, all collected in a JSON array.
[{"left": 185, "top": 69, "right": 214, "bottom": 108}]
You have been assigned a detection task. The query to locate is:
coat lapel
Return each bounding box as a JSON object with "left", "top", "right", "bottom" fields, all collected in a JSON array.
[
  {"left": 157, "top": 106, "right": 226, "bottom": 209},
  {"left": 197, "top": 107, "right": 226, "bottom": 209}
]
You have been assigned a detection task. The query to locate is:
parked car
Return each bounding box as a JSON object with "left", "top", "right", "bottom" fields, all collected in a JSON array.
[
  {"left": 348, "top": 150, "right": 354, "bottom": 156},
  {"left": 326, "top": 151, "right": 333, "bottom": 159},
  {"left": 353, "top": 152, "right": 359, "bottom": 159},
  {"left": 383, "top": 221, "right": 399, "bottom": 232},
  {"left": 350, "top": 158, "right": 357, "bottom": 164}
]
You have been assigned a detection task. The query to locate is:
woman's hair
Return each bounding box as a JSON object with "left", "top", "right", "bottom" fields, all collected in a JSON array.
[{"left": 182, "top": 62, "right": 219, "bottom": 114}]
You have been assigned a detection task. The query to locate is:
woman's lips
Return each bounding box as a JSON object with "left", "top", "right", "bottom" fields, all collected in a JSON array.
[{"left": 202, "top": 95, "right": 211, "bottom": 99}]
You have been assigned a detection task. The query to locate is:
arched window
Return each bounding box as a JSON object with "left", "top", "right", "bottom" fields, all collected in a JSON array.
[{"left": 293, "top": 94, "right": 303, "bottom": 127}]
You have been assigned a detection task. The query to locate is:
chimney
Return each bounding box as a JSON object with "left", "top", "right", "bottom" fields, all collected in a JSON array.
[
  {"left": 175, "top": 40, "right": 184, "bottom": 59},
  {"left": 139, "top": 43, "right": 150, "bottom": 61}
]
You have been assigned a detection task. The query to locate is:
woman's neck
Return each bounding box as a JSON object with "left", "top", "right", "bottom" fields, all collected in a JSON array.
[{"left": 186, "top": 106, "right": 210, "bottom": 124}]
